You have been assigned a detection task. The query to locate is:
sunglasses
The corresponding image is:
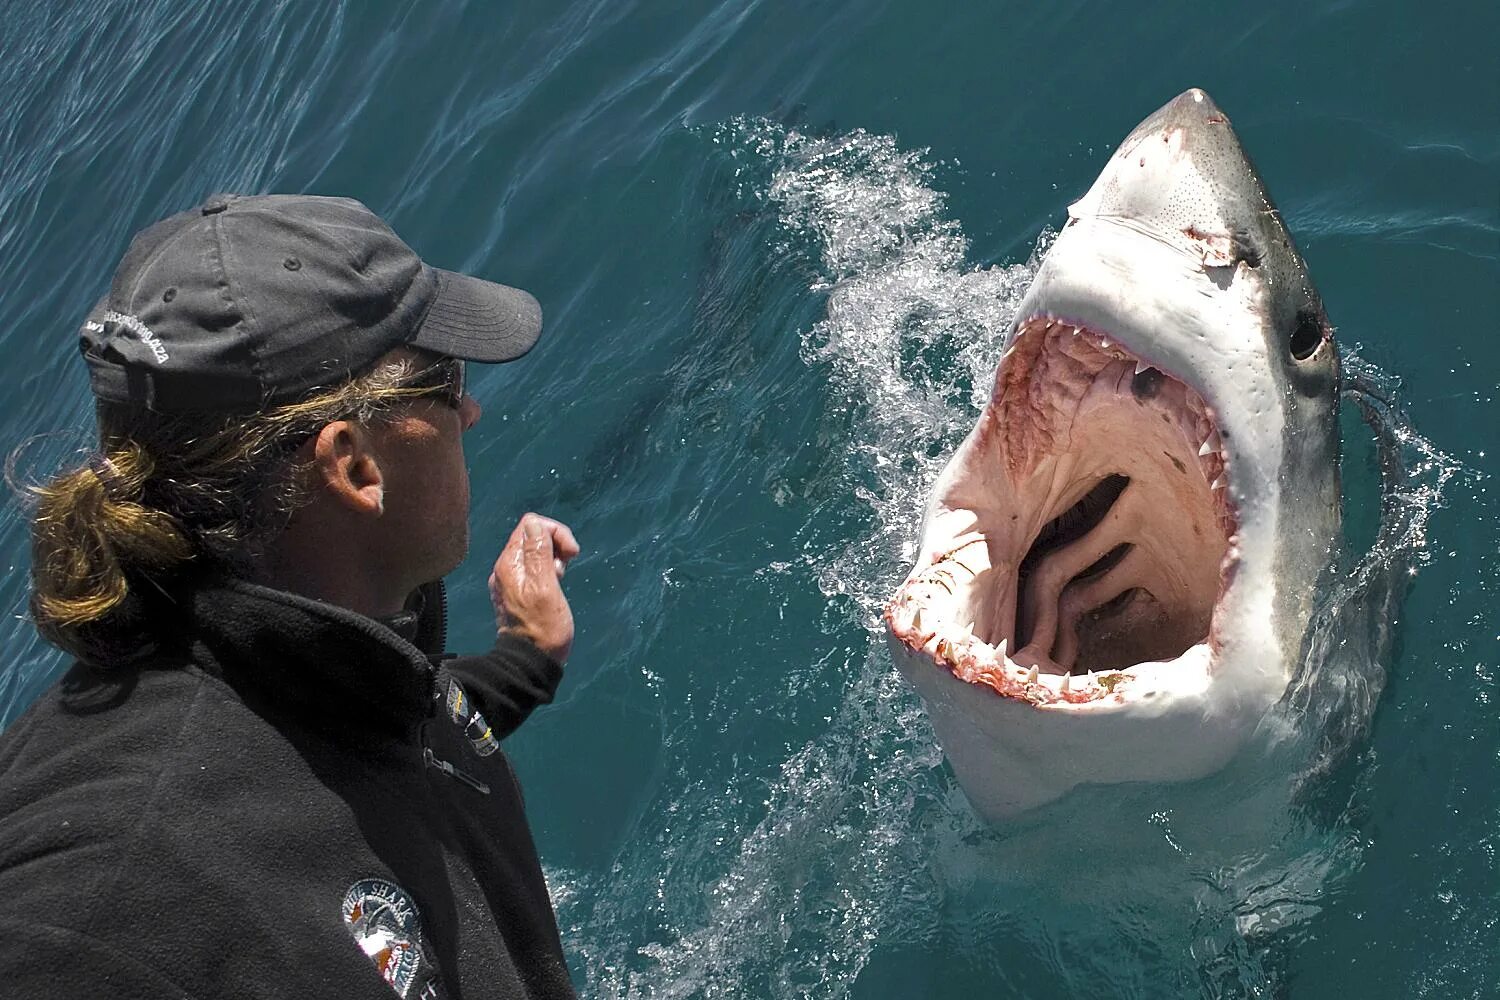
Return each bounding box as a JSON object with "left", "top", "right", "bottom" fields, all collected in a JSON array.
[{"left": 400, "top": 356, "right": 466, "bottom": 409}]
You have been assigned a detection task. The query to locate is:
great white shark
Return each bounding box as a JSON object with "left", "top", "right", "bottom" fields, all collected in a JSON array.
[{"left": 885, "top": 89, "right": 1341, "bottom": 823}]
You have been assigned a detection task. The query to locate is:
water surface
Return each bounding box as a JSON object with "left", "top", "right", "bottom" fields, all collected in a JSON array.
[{"left": 1, "top": 2, "right": 1495, "bottom": 996}]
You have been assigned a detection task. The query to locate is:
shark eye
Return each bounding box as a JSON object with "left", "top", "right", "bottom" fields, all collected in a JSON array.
[{"left": 1290, "top": 309, "right": 1323, "bottom": 361}]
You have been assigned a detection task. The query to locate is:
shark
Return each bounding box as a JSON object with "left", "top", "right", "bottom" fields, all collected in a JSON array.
[{"left": 885, "top": 89, "right": 1342, "bottom": 823}]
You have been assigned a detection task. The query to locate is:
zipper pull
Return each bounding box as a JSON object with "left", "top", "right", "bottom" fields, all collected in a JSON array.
[{"left": 422, "top": 746, "right": 491, "bottom": 795}]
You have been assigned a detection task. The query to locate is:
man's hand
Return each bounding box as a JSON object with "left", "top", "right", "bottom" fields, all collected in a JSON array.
[{"left": 489, "top": 513, "right": 580, "bottom": 663}]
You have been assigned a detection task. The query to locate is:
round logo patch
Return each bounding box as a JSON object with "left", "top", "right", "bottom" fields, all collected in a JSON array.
[{"left": 341, "top": 878, "right": 445, "bottom": 998}]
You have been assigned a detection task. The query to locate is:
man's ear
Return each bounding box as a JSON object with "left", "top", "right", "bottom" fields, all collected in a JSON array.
[{"left": 311, "top": 420, "right": 385, "bottom": 516}]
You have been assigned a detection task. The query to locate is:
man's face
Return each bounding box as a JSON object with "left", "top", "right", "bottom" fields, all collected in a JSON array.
[{"left": 371, "top": 353, "right": 482, "bottom": 588}]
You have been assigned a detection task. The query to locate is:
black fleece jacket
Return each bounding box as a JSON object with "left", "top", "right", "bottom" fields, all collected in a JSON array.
[{"left": 0, "top": 578, "right": 578, "bottom": 1000}]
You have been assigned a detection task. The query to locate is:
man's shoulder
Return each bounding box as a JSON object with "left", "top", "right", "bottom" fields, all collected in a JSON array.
[
  {"left": 0, "top": 662, "right": 226, "bottom": 898},
  {"left": 0, "top": 659, "right": 375, "bottom": 993},
  {"left": 0, "top": 658, "right": 225, "bottom": 786},
  {"left": 0, "top": 659, "right": 310, "bottom": 921}
]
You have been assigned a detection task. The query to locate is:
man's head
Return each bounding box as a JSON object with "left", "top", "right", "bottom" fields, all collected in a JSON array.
[
  {"left": 29, "top": 195, "right": 542, "bottom": 659},
  {"left": 279, "top": 346, "right": 485, "bottom": 613}
]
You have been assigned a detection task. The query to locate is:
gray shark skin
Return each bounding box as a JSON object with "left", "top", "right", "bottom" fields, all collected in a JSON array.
[{"left": 885, "top": 89, "right": 1341, "bottom": 823}]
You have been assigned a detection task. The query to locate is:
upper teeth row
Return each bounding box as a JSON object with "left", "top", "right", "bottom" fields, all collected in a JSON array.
[{"left": 1012, "top": 321, "right": 1227, "bottom": 475}]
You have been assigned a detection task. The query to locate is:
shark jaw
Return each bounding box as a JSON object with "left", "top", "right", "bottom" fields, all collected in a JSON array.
[
  {"left": 886, "top": 314, "right": 1241, "bottom": 711},
  {"left": 883, "top": 88, "right": 1340, "bottom": 821}
]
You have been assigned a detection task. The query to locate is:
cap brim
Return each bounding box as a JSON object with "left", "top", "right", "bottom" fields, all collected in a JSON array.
[{"left": 410, "top": 267, "right": 543, "bottom": 363}]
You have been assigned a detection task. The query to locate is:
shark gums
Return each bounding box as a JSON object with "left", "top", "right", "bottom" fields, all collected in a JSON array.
[{"left": 885, "top": 89, "right": 1342, "bottom": 822}]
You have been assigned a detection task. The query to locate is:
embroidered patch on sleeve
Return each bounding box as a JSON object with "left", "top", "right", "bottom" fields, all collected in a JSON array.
[
  {"left": 341, "top": 878, "right": 450, "bottom": 1000},
  {"left": 445, "top": 678, "right": 499, "bottom": 757}
]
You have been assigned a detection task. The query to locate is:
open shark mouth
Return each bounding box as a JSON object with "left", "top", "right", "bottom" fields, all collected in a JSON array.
[{"left": 886, "top": 315, "right": 1240, "bottom": 708}]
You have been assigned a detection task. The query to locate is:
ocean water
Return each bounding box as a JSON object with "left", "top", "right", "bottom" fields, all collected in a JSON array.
[{"left": 1, "top": 2, "right": 1495, "bottom": 997}]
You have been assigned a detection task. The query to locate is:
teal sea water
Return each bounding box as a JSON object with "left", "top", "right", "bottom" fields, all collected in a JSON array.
[{"left": 2, "top": 2, "right": 1495, "bottom": 996}]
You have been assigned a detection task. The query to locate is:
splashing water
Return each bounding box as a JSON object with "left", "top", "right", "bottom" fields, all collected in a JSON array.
[
  {"left": 557, "top": 119, "right": 1016, "bottom": 999},
  {"left": 1278, "top": 351, "right": 1467, "bottom": 792},
  {"left": 765, "top": 126, "right": 1037, "bottom": 618}
]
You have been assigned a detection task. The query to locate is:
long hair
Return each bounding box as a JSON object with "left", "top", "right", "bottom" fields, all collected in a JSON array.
[{"left": 24, "top": 352, "right": 443, "bottom": 664}]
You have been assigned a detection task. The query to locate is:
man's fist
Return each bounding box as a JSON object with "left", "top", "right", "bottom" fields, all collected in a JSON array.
[{"left": 489, "top": 513, "right": 580, "bottom": 663}]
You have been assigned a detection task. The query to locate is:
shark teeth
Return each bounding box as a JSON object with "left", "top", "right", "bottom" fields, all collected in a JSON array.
[
  {"left": 906, "top": 614, "right": 1122, "bottom": 704},
  {"left": 947, "top": 511, "right": 982, "bottom": 537},
  {"left": 1135, "top": 359, "right": 1153, "bottom": 375},
  {"left": 1198, "top": 436, "right": 1221, "bottom": 457},
  {"left": 1211, "top": 475, "right": 1228, "bottom": 491}
]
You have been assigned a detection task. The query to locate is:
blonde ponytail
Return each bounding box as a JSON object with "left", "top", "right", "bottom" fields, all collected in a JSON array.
[
  {"left": 23, "top": 351, "right": 441, "bottom": 663},
  {"left": 29, "top": 444, "right": 192, "bottom": 640}
]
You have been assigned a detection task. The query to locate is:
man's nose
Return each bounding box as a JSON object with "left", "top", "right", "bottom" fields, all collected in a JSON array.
[{"left": 460, "top": 394, "right": 482, "bottom": 431}]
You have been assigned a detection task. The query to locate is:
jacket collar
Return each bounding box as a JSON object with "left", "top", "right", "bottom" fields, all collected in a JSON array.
[{"left": 186, "top": 578, "right": 439, "bottom": 743}]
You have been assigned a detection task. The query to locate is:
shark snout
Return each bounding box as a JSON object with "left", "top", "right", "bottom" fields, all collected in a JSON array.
[{"left": 1068, "top": 88, "right": 1272, "bottom": 268}]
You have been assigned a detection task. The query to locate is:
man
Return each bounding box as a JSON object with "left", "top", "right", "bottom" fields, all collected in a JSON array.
[{"left": 0, "top": 194, "right": 580, "bottom": 998}]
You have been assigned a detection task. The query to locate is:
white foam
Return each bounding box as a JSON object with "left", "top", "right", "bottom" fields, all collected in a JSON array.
[
  {"left": 760, "top": 122, "right": 1038, "bottom": 621},
  {"left": 560, "top": 119, "right": 1008, "bottom": 996}
]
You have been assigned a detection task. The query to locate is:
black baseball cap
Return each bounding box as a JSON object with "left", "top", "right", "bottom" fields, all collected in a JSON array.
[{"left": 78, "top": 194, "right": 543, "bottom": 412}]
